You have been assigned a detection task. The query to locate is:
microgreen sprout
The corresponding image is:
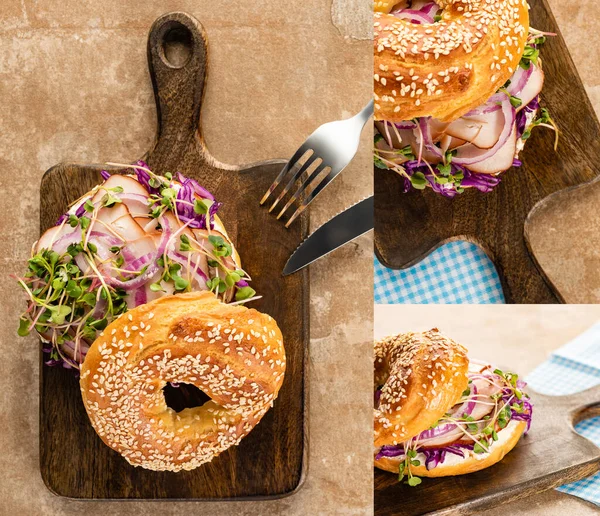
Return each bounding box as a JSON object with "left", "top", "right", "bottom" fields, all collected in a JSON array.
[{"left": 390, "top": 366, "right": 532, "bottom": 485}]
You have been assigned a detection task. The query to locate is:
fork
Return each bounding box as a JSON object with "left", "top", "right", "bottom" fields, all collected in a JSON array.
[{"left": 260, "top": 99, "right": 374, "bottom": 228}]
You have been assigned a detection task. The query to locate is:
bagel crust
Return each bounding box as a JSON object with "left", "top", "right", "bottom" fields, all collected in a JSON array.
[
  {"left": 374, "top": 0, "right": 530, "bottom": 122},
  {"left": 80, "top": 291, "right": 285, "bottom": 471},
  {"left": 374, "top": 329, "right": 469, "bottom": 447}
]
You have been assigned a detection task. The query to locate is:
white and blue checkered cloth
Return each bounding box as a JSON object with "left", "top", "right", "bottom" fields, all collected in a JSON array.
[
  {"left": 526, "top": 322, "right": 600, "bottom": 506},
  {"left": 374, "top": 241, "right": 504, "bottom": 304}
]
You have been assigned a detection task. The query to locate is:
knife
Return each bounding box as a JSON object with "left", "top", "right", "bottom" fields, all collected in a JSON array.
[{"left": 283, "top": 196, "right": 374, "bottom": 275}]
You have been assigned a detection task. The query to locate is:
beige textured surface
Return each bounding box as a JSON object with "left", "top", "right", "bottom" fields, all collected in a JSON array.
[
  {"left": 0, "top": 2, "right": 372, "bottom": 515},
  {"left": 525, "top": 177, "right": 600, "bottom": 304},
  {"left": 375, "top": 304, "right": 600, "bottom": 516}
]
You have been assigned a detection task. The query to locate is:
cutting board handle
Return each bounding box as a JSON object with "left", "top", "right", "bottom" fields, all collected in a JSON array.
[
  {"left": 147, "top": 12, "right": 208, "bottom": 157},
  {"left": 564, "top": 384, "right": 600, "bottom": 424}
]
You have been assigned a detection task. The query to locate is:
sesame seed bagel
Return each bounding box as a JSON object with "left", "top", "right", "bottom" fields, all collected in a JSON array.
[
  {"left": 80, "top": 291, "right": 285, "bottom": 471},
  {"left": 374, "top": 329, "right": 469, "bottom": 448},
  {"left": 374, "top": 0, "right": 530, "bottom": 122}
]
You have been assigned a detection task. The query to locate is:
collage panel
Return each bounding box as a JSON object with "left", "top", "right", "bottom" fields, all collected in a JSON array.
[
  {"left": 2, "top": 2, "right": 373, "bottom": 516},
  {"left": 373, "top": 0, "right": 600, "bottom": 305},
  {"left": 374, "top": 304, "right": 600, "bottom": 515}
]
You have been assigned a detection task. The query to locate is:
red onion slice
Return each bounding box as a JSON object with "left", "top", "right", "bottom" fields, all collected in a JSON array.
[
  {"left": 116, "top": 192, "right": 152, "bottom": 217},
  {"left": 134, "top": 288, "right": 147, "bottom": 306},
  {"left": 392, "top": 9, "right": 434, "bottom": 24},
  {"left": 506, "top": 65, "right": 533, "bottom": 98},
  {"left": 394, "top": 121, "right": 417, "bottom": 130},
  {"left": 104, "top": 215, "right": 171, "bottom": 290},
  {"left": 416, "top": 1, "right": 439, "bottom": 17},
  {"left": 467, "top": 125, "right": 517, "bottom": 174},
  {"left": 41, "top": 225, "right": 81, "bottom": 254},
  {"left": 464, "top": 93, "right": 505, "bottom": 117}
]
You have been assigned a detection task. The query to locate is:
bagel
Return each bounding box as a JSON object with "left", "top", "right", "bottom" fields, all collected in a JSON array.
[
  {"left": 374, "top": 0, "right": 530, "bottom": 122},
  {"left": 374, "top": 329, "right": 533, "bottom": 479},
  {"left": 374, "top": 329, "right": 469, "bottom": 447},
  {"left": 373, "top": 1, "right": 556, "bottom": 197},
  {"left": 80, "top": 290, "right": 285, "bottom": 471}
]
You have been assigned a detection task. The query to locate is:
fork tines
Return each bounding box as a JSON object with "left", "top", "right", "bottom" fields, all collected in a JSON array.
[{"left": 260, "top": 149, "right": 330, "bottom": 228}]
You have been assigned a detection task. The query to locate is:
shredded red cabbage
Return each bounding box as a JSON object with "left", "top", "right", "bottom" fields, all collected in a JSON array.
[
  {"left": 516, "top": 95, "right": 540, "bottom": 138},
  {"left": 376, "top": 443, "right": 475, "bottom": 470},
  {"left": 402, "top": 161, "right": 505, "bottom": 198},
  {"left": 96, "top": 160, "right": 222, "bottom": 230},
  {"left": 134, "top": 160, "right": 161, "bottom": 195},
  {"left": 502, "top": 385, "right": 534, "bottom": 434}
]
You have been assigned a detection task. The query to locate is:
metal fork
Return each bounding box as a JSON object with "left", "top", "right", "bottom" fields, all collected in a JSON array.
[{"left": 260, "top": 100, "right": 374, "bottom": 228}]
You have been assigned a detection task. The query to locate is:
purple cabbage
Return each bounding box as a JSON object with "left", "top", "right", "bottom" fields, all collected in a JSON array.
[
  {"left": 516, "top": 95, "right": 540, "bottom": 138},
  {"left": 177, "top": 172, "right": 215, "bottom": 201},
  {"left": 376, "top": 443, "right": 475, "bottom": 470},
  {"left": 174, "top": 174, "right": 222, "bottom": 230},
  {"left": 376, "top": 445, "right": 406, "bottom": 459},
  {"left": 422, "top": 444, "right": 474, "bottom": 470},
  {"left": 402, "top": 161, "right": 506, "bottom": 198},
  {"left": 100, "top": 170, "right": 111, "bottom": 180},
  {"left": 502, "top": 386, "right": 534, "bottom": 434},
  {"left": 134, "top": 160, "right": 161, "bottom": 195},
  {"left": 56, "top": 202, "right": 85, "bottom": 225},
  {"left": 132, "top": 161, "right": 221, "bottom": 230}
]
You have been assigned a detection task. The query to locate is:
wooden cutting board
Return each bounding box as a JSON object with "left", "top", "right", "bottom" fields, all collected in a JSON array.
[
  {"left": 374, "top": 0, "right": 600, "bottom": 304},
  {"left": 38, "top": 12, "right": 308, "bottom": 500},
  {"left": 375, "top": 385, "right": 600, "bottom": 515}
]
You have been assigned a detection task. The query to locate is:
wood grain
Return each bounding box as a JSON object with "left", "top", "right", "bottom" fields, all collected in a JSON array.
[
  {"left": 375, "top": 385, "right": 600, "bottom": 516},
  {"left": 39, "top": 12, "right": 308, "bottom": 500},
  {"left": 374, "top": 0, "right": 600, "bottom": 304}
]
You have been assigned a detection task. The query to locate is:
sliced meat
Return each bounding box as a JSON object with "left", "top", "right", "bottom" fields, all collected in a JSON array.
[
  {"left": 36, "top": 225, "right": 66, "bottom": 253},
  {"left": 96, "top": 203, "right": 130, "bottom": 227},
  {"left": 446, "top": 109, "right": 505, "bottom": 149},
  {"left": 92, "top": 174, "right": 148, "bottom": 201},
  {"left": 440, "top": 134, "right": 467, "bottom": 154},
  {"left": 467, "top": 125, "right": 517, "bottom": 174},
  {"left": 110, "top": 214, "right": 147, "bottom": 241},
  {"left": 429, "top": 119, "right": 450, "bottom": 143}
]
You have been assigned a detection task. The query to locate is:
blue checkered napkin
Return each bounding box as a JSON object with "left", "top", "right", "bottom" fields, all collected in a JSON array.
[
  {"left": 374, "top": 241, "right": 505, "bottom": 304},
  {"left": 526, "top": 323, "right": 600, "bottom": 506}
]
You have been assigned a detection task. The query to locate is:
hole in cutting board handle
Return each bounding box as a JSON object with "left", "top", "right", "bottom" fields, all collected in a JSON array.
[{"left": 161, "top": 24, "right": 193, "bottom": 69}]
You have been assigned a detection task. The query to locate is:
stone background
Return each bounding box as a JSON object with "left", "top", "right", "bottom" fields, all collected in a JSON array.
[
  {"left": 0, "top": 1, "right": 372, "bottom": 515},
  {"left": 375, "top": 304, "right": 600, "bottom": 515}
]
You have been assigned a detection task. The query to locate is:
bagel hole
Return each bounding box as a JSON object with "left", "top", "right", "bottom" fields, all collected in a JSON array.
[{"left": 163, "top": 382, "right": 211, "bottom": 412}]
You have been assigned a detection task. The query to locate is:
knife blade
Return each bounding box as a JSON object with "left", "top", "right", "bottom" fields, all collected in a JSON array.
[{"left": 283, "top": 196, "right": 373, "bottom": 275}]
